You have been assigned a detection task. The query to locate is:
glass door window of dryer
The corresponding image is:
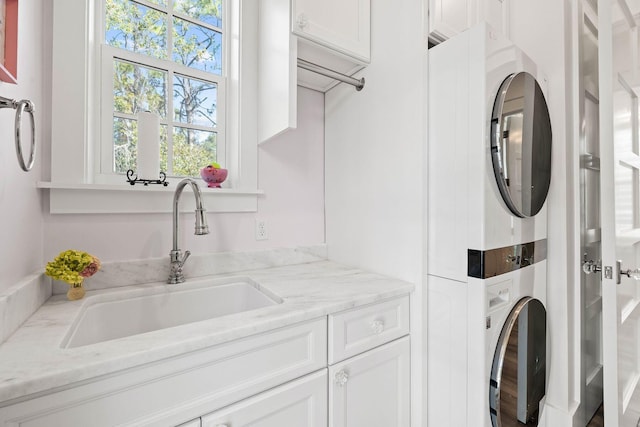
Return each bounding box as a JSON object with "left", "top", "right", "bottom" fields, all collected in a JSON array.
[{"left": 491, "top": 72, "right": 552, "bottom": 218}]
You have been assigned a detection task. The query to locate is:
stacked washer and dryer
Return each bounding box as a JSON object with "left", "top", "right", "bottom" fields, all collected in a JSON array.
[{"left": 427, "top": 23, "right": 552, "bottom": 427}]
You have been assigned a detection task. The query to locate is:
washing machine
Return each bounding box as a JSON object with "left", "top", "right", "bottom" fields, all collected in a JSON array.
[{"left": 427, "top": 23, "right": 551, "bottom": 427}]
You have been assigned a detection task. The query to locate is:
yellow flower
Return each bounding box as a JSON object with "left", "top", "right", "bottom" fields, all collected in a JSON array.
[{"left": 45, "top": 250, "right": 100, "bottom": 286}]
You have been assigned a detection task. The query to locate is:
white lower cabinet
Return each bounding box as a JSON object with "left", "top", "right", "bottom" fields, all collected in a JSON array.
[
  {"left": 329, "top": 337, "right": 411, "bottom": 427},
  {"left": 0, "top": 319, "right": 327, "bottom": 427},
  {"left": 0, "top": 296, "right": 412, "bottom": 427},
  {"left": 201, "top": 370, "right": 327, "bottom": 427}
]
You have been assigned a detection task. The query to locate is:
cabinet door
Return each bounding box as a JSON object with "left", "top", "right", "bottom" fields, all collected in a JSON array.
[
  {"left": 291, "top": 0, "right": 370, "bottom": 62},
  {"left": 201, "top": 370, "right": 327, "bottom": 427},
  {"left": 329, "top": 337, "right": 410, "bottom": 427},
  {"left": 428, "top": 0, "right": 509, "bottom": 44},
  {"left": 258, "top": 0, "right": 297, "bottom": 143},
  {"left": 429, "top": 0, "right": 474, "bottom": 43},
  {"left": 479, "top": 0, "right": 509, "bottom": 38}
]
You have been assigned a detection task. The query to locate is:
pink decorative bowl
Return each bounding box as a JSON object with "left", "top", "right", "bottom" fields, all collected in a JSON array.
[{"left": 200, "top": 165, "right": 228, "bottom": 188}]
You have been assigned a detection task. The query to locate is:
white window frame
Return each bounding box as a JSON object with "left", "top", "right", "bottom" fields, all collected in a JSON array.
[
  {"left": 99, "top": 0, "right": 226, "bottom": 181},
  {"left": 44, "top": 0, "right": 260, "bottom": 214}
]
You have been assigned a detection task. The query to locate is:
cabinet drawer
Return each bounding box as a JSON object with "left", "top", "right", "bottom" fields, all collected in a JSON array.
[
  {"left": 328, "top": 296, "right": 409, "bottom": 364},
  {"left": 0, "top": 319, "right": 327, "bottom": 427}
]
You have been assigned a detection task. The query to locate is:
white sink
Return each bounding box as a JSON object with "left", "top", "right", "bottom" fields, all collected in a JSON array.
[{"left": 62, "top": 277, "right": 282, "bottom": 348}]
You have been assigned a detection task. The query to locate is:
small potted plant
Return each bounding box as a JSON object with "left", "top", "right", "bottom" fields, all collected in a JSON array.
[{"left": 45, "top": 250, "right": 101, "bottom": 300}]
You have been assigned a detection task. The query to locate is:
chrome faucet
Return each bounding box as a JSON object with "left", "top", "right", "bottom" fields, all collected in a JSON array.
[{"left": 168, "top": 178, "right": 209, "bottom": 284}]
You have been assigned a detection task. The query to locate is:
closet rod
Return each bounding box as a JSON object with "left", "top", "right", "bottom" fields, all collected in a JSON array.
[{"left": 297, "top": 59, "right": 365, "bottom": 91}]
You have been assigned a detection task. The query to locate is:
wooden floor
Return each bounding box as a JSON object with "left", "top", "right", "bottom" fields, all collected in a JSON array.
[{"left": 586, "top": 404, "right": 604, "bottom": 427}]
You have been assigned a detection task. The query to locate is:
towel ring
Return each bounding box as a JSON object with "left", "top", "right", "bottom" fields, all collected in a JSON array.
[
  {"left": 15, "top": 100, "right": 35, "bottom": 171},
  {"left": 0, "top": 96, "right": 36, "bottom": 172}
]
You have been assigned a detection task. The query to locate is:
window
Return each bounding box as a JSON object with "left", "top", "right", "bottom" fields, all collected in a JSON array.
[
  {"left": 47, "top": 0, "right": 260, "bottom": 214},
  {"left": 102, "top": 0, "right": 225, "bottom": 178}
]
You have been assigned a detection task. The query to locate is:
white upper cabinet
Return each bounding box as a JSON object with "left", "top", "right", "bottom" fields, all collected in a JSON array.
[
  {"left": 291, "top": 0, "right": 370, "bottom": 63},
  {"left": 258, "top": 0, "right": 371, "bottom": 142},
  {"left": 293, "top": 0, "right": 370, "bottom": 93},
  {"left": 429, "top": 0, "right": 474, "bottom": 43},
  {"left": 429, "top": 0, "right": 509, "bottom": 44}
]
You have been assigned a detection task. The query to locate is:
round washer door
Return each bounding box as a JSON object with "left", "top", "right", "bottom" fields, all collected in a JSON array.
[
  {"left": 490, "top": 72, "right": 552, "bottom": 218},
  {"left": 489, "top": 297, "right": 547, "bottom": 427}
]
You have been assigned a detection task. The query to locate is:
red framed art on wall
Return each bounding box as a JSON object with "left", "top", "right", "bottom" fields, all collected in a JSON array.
[{"left": 0, "top": 0, "right": 17, "bottom": 84}]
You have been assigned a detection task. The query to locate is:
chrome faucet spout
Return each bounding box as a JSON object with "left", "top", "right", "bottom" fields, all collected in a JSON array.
[{"left": 168, "top": 179, "right": 209, "bottom": 284}]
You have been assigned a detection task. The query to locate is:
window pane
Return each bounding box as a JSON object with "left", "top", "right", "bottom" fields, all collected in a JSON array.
[
  {"left": 114, "top": 59, "right": 167, "bottom": 117},
  {"left": 173, "top": 75, "right": 217, "bottom": 127},
  {"left": 173, "top": 0, "right": 222, "bottom": 28},
  {"left": 160, "top": 124, "right": 169, "bottom": 174},
  {"left": 106, "top": 0, "right": 167, "bottom": 60},
  {"left": 173, "top": 17, "right": 222, "bottom": 74},
  {"left": 113, "top": 117, "right": 137, "bottom": 173},
  {"left": 172, "top": 127, "right": 217, "bottom": 176},
  {"left": 113, "top": 118, "right": 167, "bottom": 174}
]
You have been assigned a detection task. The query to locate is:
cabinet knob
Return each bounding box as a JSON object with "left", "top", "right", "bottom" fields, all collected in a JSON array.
[
  {"left": 334, "top": 369, "right": 349, "bottom": 387},
  {"left": 371, "top": 319, "right": 385, "bottom": 334},
  {"left": 296, "top": 13, "right": 309, "bottom": 29}
]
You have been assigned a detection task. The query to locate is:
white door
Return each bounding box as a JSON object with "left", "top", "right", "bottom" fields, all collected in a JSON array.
[
  {"left": 598, "top": 0, "right": 640, "bottom": 425},
  {"left": 329, "top": 337, "right": 410, "bottom": 427},
  {"left": 201, "top": 370, "right": 327, "bottom": 427}
]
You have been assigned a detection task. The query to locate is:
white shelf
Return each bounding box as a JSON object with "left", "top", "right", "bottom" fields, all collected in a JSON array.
[{"left": 37, "top": 182, "right": 263, "bottom": 214}]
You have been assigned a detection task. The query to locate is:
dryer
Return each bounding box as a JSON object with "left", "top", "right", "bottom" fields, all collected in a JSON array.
[{"left": 427, "top": 23, "right": 551, "bottom": 427}]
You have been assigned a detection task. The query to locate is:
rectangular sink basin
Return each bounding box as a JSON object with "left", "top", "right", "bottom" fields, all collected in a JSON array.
[{"left": 62, "top": 277, "right": 281, "bottom": 348}]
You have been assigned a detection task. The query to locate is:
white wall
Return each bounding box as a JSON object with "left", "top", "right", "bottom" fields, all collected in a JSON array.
[
  {"left": 0, "top": 4, "right": 325, "bottom": 286},
  {"left": 0, "top": 1, "right": 46, "bottom": 293},
  {"left": 325, "top": 1, "right": 426, "bottom": 285},
  {"left": 42, "top": 87, "right": 325, "bottom": 263}
]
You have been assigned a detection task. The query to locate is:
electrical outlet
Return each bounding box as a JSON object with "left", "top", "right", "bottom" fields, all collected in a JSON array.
[{"left": 255, "top": 220, "right": 268, "bottom": 240}]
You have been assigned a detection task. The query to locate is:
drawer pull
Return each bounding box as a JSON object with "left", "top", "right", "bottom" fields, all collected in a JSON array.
[
  {"left": 215, "top": 424, "right": 229, "bottom": 427},
  {"left": 297, "top": 13, "right": 309, "bottom": 29},
  {"left": 335, "top": 369, "right": 349, "bottom": 387},
  {"left": 371, "top": 319, "right": 385, "bottom": 334}
]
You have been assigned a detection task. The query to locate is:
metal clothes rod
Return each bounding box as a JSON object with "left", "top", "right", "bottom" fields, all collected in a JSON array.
[{"left": 297, "top": 58, "right": 365, "bottom": 91}]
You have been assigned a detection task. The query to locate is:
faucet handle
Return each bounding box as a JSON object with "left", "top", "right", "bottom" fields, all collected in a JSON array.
[{"left": 180, "top": 250, "right": 191, "bottom": 267}]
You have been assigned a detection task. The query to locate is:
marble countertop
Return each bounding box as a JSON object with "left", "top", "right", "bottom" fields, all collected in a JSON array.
[{"left": 0, "top": 259, "right": 413, "bottom": 405}]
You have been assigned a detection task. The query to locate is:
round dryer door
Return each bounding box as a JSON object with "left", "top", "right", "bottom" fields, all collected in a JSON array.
[
  {"left": 489, "top": 297, "right": 546, "bottom": 427},
  {"left": 490, "top": 72, "right": 552, "bottom": 218}
]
